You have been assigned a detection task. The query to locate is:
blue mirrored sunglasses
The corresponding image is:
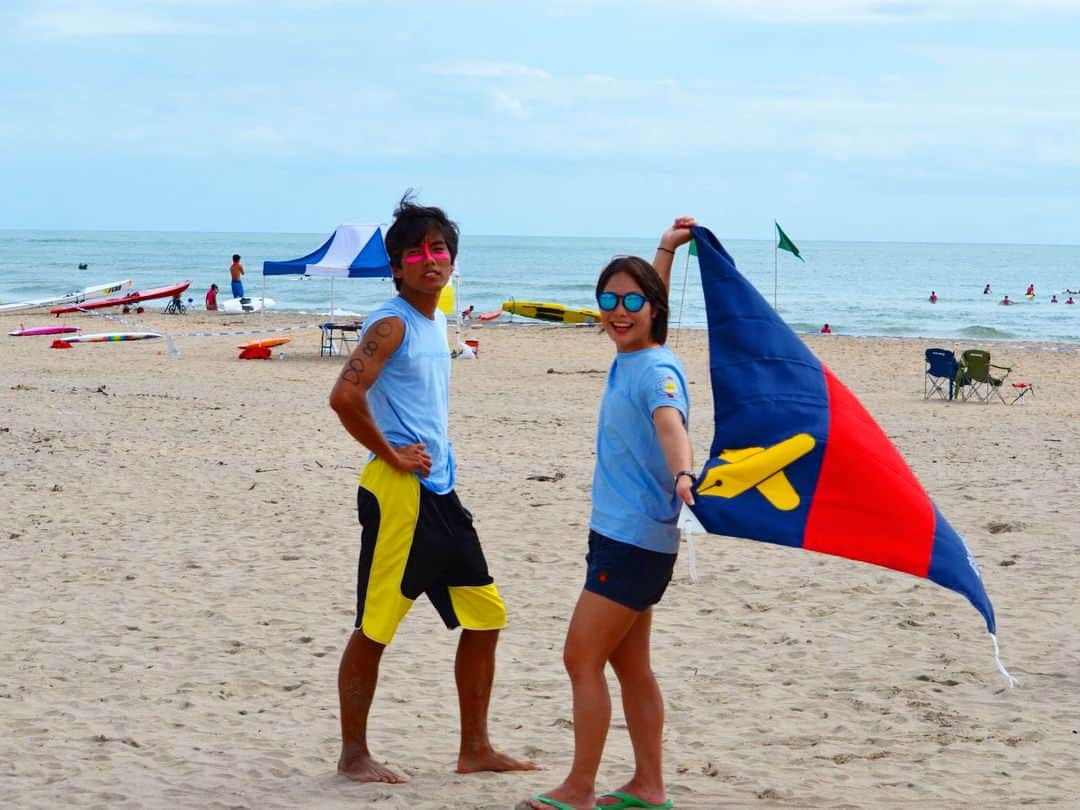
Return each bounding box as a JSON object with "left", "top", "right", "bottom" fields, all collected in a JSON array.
[{"left": 597, "top": 291, "right": 648, "bottom": 313}]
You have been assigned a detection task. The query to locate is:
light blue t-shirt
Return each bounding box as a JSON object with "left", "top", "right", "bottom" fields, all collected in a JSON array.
[
  {"left": 361, "top": 296, "right": 455, "bottom": 494},
  {"left": 589, "top": 346, "right": 689, "bottom": 554}
]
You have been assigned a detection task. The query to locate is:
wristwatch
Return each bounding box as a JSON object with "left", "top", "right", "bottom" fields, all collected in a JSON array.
[{"left": 673, "top": 469, "right": 695, "bottom": 486}]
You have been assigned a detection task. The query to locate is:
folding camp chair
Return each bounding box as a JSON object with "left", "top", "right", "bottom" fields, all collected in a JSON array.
[
  {"left": 957, "top": 349, "right": 1011, "bottom": 403},
  {"left": 1009, "top": 382, "right": 1035, "bottom": 404},
  {"left": 924, "top": 348, "right": 958, "bottom": 400}
]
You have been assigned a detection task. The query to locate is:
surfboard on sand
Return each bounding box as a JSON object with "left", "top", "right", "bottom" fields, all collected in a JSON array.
[
  {"left": 8, "top": 325, "right": 80, "bottom": 337},
  {"left": 0, "top": 279, "right": 133, "bottom": 313},
  {"left": 222, "top": 296, "right": 275, "bottom": 313},
  {"left": 51, "top": 332, "right": 162, "bottom": 348},
  {"left": 237, "top": 336, "right": 291, "bottom": 349},
  {"left": 50, "top": 281, "right": 191, "bottom": 315}
]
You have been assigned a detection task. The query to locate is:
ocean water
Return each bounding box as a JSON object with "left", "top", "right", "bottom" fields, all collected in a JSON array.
[{"left": 2, "top": 229, "right": 1079, "bottom": 344}]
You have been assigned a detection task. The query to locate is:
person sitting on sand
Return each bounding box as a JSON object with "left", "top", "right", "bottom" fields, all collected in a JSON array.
[
  {"left": 328, "top": 193, "right": 538, "bottom": 785},
  {"left": 519, "top": 217, "right": 696, "bottom": 810},
  {"left": 205, "top": 283, "right": 219, "bottom": 311}
]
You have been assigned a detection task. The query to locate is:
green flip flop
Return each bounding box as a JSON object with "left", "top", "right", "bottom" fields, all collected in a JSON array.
[
  {"left": 598, "top": 791, "right": 674, "bottom": 810},
  {"left": 517, "top": 794, "right": 578, "bottom": 810}
]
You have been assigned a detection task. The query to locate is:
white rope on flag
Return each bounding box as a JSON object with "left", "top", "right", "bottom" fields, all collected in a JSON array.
[{"left": 990, "top": 633, "right": 1018, "bottom": 688}]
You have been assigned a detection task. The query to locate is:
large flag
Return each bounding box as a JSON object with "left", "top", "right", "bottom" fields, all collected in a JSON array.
[
  {"left": 775, "top": 221, "right": 803, "bottom": 261},
  {"left": 687, "top": 226, "right": 997, "bottom": 635}
]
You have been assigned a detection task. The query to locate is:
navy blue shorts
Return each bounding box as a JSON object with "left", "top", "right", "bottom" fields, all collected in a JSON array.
[{"left": 584, "top": 530, "right": 677, "bottom": 612}]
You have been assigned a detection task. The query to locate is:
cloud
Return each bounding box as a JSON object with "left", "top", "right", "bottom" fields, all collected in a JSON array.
[
  {"left": 18, "top": 4, "right": 202, "bottom": 39},
  {"left": 489, "top": 89, "right": 531, "bottom": 120},
  {"left": 431, "top": 62, "right": 551, "bottom": 81},
  {"left": 557, "top": 0, "right": 1080, "bottom": 23}
]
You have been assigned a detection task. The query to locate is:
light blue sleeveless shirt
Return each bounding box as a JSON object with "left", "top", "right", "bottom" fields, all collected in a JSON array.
[
  {"left": 589, "top": 346, "right": 689, "bottom": 554},
  {"left": 361, "top": 296, "right": 455, "bottom": 494}
]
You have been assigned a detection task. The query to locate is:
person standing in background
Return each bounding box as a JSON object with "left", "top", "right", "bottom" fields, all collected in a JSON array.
[{"left": 230, "top": 254, "right": 245, "bottom": 299}]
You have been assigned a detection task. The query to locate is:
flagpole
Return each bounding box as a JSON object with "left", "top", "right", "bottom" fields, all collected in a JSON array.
[
  {"left": 773, "top": 223, "right": 778, "bottom": 310},
  {"left": 675, "top": 248, "right": 691, "bottom": 348}
]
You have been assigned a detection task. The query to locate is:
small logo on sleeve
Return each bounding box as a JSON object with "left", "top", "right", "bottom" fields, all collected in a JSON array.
[{"left": 659, "top": 375, "right": 678, "bottom": 399}]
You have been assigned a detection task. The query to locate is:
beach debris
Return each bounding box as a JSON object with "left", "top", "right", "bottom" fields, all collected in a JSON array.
[{"left": 527, "top": 471, "right": 565, "bottom": 482}]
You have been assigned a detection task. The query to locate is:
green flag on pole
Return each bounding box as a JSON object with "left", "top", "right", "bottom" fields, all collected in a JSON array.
[{"left": 775, "top": 222, "right": 804, "bottom": 261}]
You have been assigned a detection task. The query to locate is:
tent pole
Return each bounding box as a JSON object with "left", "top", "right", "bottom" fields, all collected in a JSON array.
[
  {"left": 330, "top": 277, "right": 335, "bottom": 321},
  {"left": 261, "top": 274, "right": 267, "bottom": 326}
]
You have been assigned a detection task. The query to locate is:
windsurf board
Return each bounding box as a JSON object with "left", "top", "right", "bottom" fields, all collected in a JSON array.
[{"left": 0, "top": 279, "right": 133, "bottom": 313}]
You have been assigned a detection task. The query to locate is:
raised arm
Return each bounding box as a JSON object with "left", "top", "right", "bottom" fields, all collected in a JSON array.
[
  {"left": 652, "top": 216, "right": 698, "bottom": 294},
  {"left": 328, "top": 316, "right": 432, "bottom": 477}
]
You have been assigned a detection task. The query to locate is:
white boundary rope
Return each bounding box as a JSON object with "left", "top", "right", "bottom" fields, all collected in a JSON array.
[{"left": 66, "top": 306, "right": 325, "bottom": 357}]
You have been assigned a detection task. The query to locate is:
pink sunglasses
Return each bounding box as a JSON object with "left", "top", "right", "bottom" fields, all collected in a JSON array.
[{"left": 403, "top": 243, "right": 452, "bottom": 264}]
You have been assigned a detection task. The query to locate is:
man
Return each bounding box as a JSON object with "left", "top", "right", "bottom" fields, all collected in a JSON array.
[
  {"left": 328, "top": 194, "right": 537, "bottom": 784},
  {"left": 229, "top": 254, "right": 245, "bottom": 298}
]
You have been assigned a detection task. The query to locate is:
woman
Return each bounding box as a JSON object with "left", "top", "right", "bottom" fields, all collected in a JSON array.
[{"left": 520, "top": 217, "right": 697, "bottom": 810}]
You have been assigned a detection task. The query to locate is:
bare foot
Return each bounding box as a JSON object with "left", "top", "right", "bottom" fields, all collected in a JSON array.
[
  {"left": 457, "top": 746, "right": 541, "bottom": 774},
  {"left": 337, "top": 753, "right": 408, "bottom": 783}
]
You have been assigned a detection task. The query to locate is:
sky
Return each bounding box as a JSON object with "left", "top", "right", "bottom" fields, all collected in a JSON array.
[{"left": 2, "top": 0, "right": 1079, "bottom": 243}]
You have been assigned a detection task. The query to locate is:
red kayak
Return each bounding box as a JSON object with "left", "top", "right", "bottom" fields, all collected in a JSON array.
[{"left": 51, "top": 280, "right": 191, "bottom": 315}]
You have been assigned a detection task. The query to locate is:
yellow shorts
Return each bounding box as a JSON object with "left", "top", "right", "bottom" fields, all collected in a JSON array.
[{"left": 353, "top": 458, "right": 507, "bottom": 645}]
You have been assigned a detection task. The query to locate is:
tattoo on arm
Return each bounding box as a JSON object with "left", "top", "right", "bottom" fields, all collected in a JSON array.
[
  {"left": 339, "top": 318, "right": 398, "bottom": 386},
  {"left": 340, "top": 357, "right": 365, "bottom": 384}
]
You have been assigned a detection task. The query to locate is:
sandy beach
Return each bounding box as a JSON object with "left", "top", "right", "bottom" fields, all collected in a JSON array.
[{"left": 2, "top": 308, "right": 1078, "bottom": 809}]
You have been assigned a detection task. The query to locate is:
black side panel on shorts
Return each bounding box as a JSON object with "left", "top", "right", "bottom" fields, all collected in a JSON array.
[{"left": 354, "top": 486, "right": 382, "bottom": 626}]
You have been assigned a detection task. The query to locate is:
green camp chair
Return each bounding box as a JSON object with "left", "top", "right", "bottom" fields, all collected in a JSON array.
[{"left": 956, "top": 349, "right": 1011, "bottom": 403}]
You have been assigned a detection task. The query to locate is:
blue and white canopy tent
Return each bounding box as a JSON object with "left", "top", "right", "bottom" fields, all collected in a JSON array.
[{"left": 261, "top": 224, "right": 392, "bottom": 318}]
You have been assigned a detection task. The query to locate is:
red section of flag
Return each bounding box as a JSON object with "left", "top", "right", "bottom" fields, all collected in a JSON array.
[{"left": 803, "top": 369, "right": 933, "bottom": 576}]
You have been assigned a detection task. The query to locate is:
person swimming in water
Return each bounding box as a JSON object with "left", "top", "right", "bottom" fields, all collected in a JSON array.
[
  {"left": 1026, "top": 283, "right": 1035, "bottom": 296},
  {"left": 821, "top": 323, "right": 832, "bottom": 334},
  {"left": 929, "top": 290, "right": 938, "bottom": 303},
  {"left": 1051, "top": 294, "right": 1059, "bottom": 303},
  {"left": 1000, "top": 295, "right": 1012, "bottom": 305},
  {"left": 983, "top": 284, "right": 991, "bottom": 294}
]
